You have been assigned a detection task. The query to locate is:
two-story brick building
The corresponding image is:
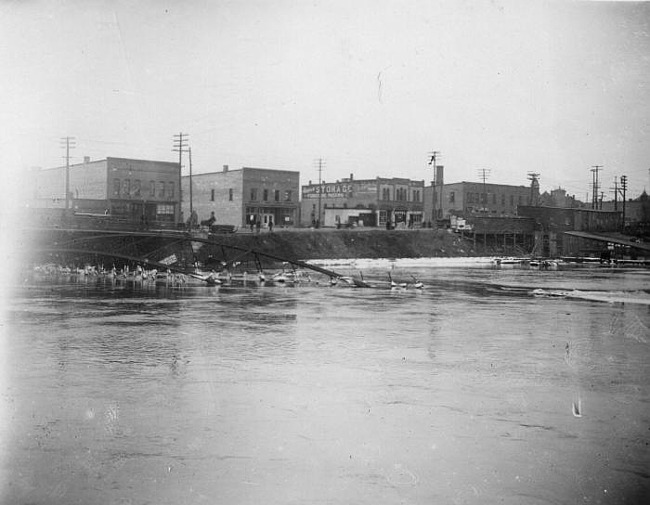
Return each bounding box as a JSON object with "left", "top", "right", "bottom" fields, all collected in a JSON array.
[
  {"left": 300, "top": 174, "right": 425, "bottom": 228},
  {"left": 425, "top": 181, "right": 538, "bottom": 220},
  {"left": 181, "top": 166, "right": 300, "bottom": 229},
  {"left": 31, "top": 157, "right": 181, "bottom": 226}
]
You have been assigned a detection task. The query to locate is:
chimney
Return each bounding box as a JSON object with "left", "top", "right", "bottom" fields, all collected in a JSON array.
[
  {"left": 223, "top": 165, "right": 229, "bottom": 172},
  {"left": 350, "top": 173, "right": 353, "bottom": 180},
  {"left": 84, "top": 156, "right": 90, "bottom": 163}
]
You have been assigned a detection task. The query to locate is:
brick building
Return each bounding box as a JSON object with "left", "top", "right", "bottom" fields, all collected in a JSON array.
[
  {"left": 31, "top": 157, "right": 181, "bottom": 226},
  {"left": 181, "top": 166, "right": 300, "bottom": 229},
  {"left": 518, "top": 205, "right": 622, "bottom": 257},
  {"left": 425, "top": 181, "right": 538, "bottom": 220},
  {"left": 300, "top": 174, "right": 425, "bottom": 228}
]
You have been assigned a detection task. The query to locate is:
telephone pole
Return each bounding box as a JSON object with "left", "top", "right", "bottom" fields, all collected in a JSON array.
[
  {"left": 188, "top": 147, "right": 193, "bottom": 222},
  {"left": 315, "top": 158, "right": 325, "bottom": 228},
  {"left": 60, "top": 136, "right": 76, "bottom": 210},
  {"left": 619, "top": 175, "right": 628, "bottom": 228},
  {"left": 477, "top": 168, "right": 491, "bottom": 213},
  {"left": 590, "top": 165, "right": 603, "bottom": 209},
  {"left": 527, "top": 172, "right": 540, "bottom": 206},
  {"left": 172, "top": 133, "right": 189, "bottom": 223},
  {"left": 428, "top": 150, "right": 440, "bottom": 222},
  {"left": 610, "top": 176, "right": 618, "bottom": 211}
]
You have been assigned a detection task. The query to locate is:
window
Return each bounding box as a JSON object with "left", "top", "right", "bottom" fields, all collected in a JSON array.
[
  {"left": 263, "top": 189, "right": 269, "bottom": 201},
  {"left": 211, "top": 189, "right": 215, "bottom": 201},
  {"left": 510, "top": 195, "right": 514, "bottom": 206},
  {"left": 157, "top": 204, "right": 174, "bottom": 214},
  {"left": 274, "top": 189, "right": 280, "bottom": 202},
  {"left": 449, "top": 191, "right": 455, "bottom": 203},
  {"left": 158, "top": 181, "right": 165, "bottom": 198},
  {"left": 168, "top": 182, "right": 174, "bottom": 198},
  {"left": 150, "top": 181, "right": 156, "bottom": 197},
  {"left": 492, "top": 194, "right": 497, "bottom": 204},
  {"left": 382, "top": 188, "right": 390, "bottom": 200},
  {"left": 250, "top": 188, "right": 258, "bottom": 201},
  {"left": 123, "top": 179, "right": 130, "bottom": 196},
  {"left": 229, "top": 188, "right": 234, "bottom": 201},
  {"left": 285, "top": 190, "right": 292, "bottom": 201},
  {"left": 133, "top": 180, "right": 141, "bottom": 197},
  {"left": 156, "top": 204, "right": 175, "bottom": 222},
  {"left": 113, "top": 179, "right": 120, "bottom": 196},
  {"left": 501, "top": 194, "right": 506, "bottom": 205}
]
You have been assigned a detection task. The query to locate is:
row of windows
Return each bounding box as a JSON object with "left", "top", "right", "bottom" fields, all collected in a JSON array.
[
  {"left": 210, "top": 188, "right": 293, "bottom": 203},
  {"left": 113, "top": 179, "right": 174, "bottom": 199},
  {"left": 457, "top": 192, "right": 528, "bottom": 206},
  {"left": 249, "top": 188, "right": 293, "bottom": 202},
  {"left": 381, "top": 188, "right": 421, "bottom": 202}
]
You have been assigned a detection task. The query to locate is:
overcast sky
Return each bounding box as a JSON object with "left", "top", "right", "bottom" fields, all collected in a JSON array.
[{"left": 1, "top": 0, "right": 649, "bottom": 203}]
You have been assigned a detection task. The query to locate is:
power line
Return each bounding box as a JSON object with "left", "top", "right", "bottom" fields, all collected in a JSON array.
[
  {"left": 428, "top": 150, "right": 441, "bottom": 221},
  {"left": 477, "top": 168, "right": 491, "bottom": 213},
  {"left": 60, "top": 136, "right": 76, "bottom": 210},
  {"left": 619, "top": 175, "right": 628, "bottom": 226},
  {"left": 172, "top": 133, "right": 189, "bottom": 221},
  {"left": 314, "top": 158, "right": 325, "bottom": 228},
  {"left": 590, "top": 165, "right": 603, "bottom": 209},
  {"left": 527, "top": 172, "right": 540, "bottom": 206}
]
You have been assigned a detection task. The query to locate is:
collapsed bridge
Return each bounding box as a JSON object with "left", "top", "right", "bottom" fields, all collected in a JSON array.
[{"left": 27, "top": 228, "right": 372, "bottom": 287}]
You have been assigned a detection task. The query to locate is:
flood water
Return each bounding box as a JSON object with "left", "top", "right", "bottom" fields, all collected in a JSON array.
[{"left": 1, "top": 260, "right": 649, "bottom": 504}]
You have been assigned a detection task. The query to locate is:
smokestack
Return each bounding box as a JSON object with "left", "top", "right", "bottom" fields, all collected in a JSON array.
[
  {"left": 223, "top": 165, "right": 229, "bottom": 172},
  {"left": 350, "top": 173, "right": 353, "bottom": 180}
]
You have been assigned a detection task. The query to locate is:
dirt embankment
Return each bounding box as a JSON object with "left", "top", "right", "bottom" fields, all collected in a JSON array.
[{"left": 207, "top": 229, "right": 475, "bottom": 261}]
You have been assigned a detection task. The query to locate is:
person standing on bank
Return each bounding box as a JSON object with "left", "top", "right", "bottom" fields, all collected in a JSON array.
[{"left": 268, "top": 217, "right": 274, "bottom": 233}]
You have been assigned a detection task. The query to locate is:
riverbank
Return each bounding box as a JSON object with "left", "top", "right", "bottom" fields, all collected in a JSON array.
[{"left": 203, "top": 228, "right": 476, "bottom": 261}]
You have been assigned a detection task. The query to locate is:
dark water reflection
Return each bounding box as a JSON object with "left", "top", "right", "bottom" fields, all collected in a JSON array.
[{"left": 1, "top": 267, "right": 649, "bottom": 504}]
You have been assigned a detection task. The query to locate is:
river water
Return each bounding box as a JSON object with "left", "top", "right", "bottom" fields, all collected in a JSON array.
[{"left": 1, "top": 259, "right": 649, "bottom": 505}]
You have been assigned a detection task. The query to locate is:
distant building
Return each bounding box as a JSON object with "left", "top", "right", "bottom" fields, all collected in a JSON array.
[
  {"left": 425, "top": 181, "right": 538, "bottom": 220},
  {"left": 181, "top": 166, "right": 300, "bottom": 229},
  {"left": 300, "top": 174, "right": 425, "bottom": 228},
  {"left": 518, "top": 205, "right": 622, "bottom": 257},
  {"left": 538, "top": 187, "right": 583, "bottom": 208},
  {"left": 30, "top": 157, "right": 181, "bottom": 226},
  {"left": 600, "top": 190, "right": 650, "bottom": 228}
]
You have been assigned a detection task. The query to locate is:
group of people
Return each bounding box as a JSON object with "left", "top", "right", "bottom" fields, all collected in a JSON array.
[
  {"left": 187, "top": 211, "right": 276, "bottom": 233},
  {"left": 249, "top": 216, "right": 273, "bottom": 233}
]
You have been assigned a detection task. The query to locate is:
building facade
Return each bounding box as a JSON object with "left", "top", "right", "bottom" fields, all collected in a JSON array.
[
  {"left": 518, "top": 205, "right": 622, "bottom": 257},
  {"left": 300, "top": 175, "right": 425, "bottom": 228},
  {"left": 31, "top": 157, "right": 181, "bottom": 225},
  {"left": 425, "top": 181, "right": 538, "bottom": 220},
  {"left": 181, "top": 166, "right": 300, "bottom": 229}
]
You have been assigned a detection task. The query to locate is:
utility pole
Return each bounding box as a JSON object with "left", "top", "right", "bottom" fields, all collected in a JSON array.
[
  {"left": 477, "top": 168, "right": 491, "bottom": 213},
  {"left": 172, "top": 133, "right": 189, "bottom": 224},
  {"left": 619, "top": 175, "right": 628, "bottom": 228},
  {"left": 315, "top": 158, "right": 325, "bottom": 228},
  {"left": 188, "top": 147, "right": 193, "bottom": 223},
  {"left": 428, "top": 150, "right": 440, "bottom": 222},
  {"left": 527, "top": 172, "right": 540, "bottom": 206},
  {"left": 611, "top": 176, "right": 618, "bottom": 211},
  {"left": 60, "top": 136, "right": 76, "bottom": 210},
  {"left": 590, "top": 165, "right": 603, "bottom": 209}
]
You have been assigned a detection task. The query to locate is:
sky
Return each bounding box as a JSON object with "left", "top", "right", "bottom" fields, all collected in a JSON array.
[{"left": 1, "top": 0, "right": 650, "bottom": 208}]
